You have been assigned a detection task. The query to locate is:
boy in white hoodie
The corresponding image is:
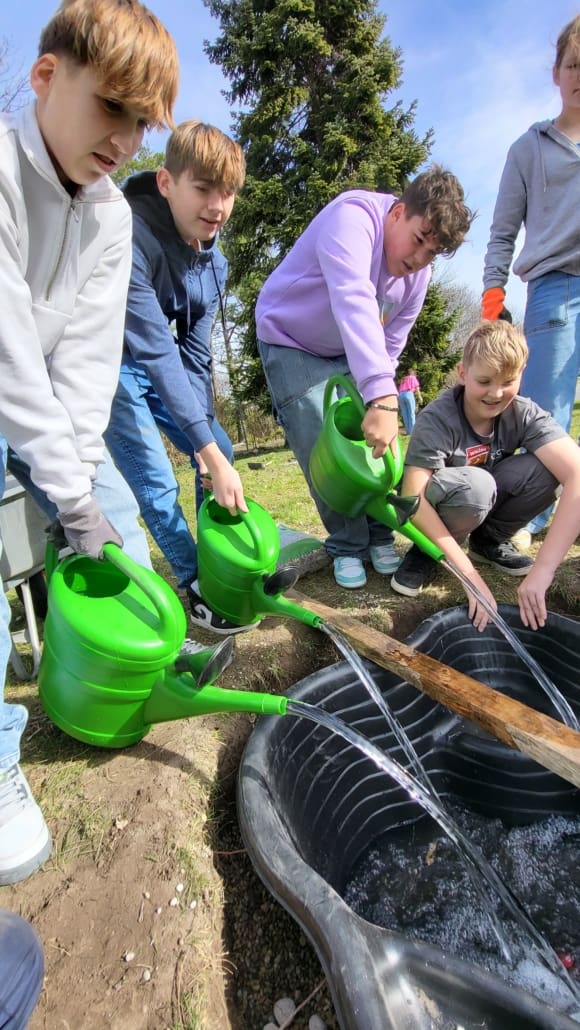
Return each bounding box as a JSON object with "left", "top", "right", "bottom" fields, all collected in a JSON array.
[{"left": 0, "top": 0, "right": 178, "bottom": 886}]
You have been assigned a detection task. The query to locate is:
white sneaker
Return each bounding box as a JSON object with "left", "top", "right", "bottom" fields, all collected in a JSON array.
[
  {"left": 0, "top": 765, "right": 52, "bottom": 885},
  {"left": 333, "top": 556, "right": 367, "bottom": 589}
]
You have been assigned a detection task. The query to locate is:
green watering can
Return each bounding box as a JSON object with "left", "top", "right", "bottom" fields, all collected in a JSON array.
[
  {"left": 309, "top": 374, "right": 444, "bottom": 560},
  {"left": 197, "top": 497, "right": 321, "bottom": 630},
  {"left": 39, "top": 542, "right": 289, "bottom": 749}
]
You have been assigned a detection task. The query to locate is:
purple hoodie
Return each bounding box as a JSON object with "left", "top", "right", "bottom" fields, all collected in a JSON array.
[{"left": 255, "top": 189, "right": 431, "bottom": 402}]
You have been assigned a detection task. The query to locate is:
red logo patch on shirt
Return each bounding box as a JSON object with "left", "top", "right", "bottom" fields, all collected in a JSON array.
[{"left": 465, "top": 444, "right": 490, "bottom": 467}]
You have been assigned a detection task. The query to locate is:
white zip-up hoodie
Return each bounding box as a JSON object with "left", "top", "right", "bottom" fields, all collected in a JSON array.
[{"left": 0, "top": 102, "right": 132, "bottom": 512}]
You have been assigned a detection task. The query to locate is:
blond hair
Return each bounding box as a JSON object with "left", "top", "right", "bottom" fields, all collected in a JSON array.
[
  {"left": 462, "top": 321, "right": 528, "bottom": 376},
  {"left": 165, "top": 120, "right": 246, "bottom": 193},
  {"left": 38, "top": 0, "right": 178, "bottom": 129},
  {"left": 399, "top": 164, "right": 474, "bottom": 257},
  {"left": 555, "top": 15, "right": 580, "bottom": 67}
]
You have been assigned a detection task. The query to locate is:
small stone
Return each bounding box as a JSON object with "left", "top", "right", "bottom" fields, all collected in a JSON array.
[
  {"left": 309, "top": 1016, "right": 327, "bottom": 1030},
  {"left": 123, "top": 951, "right": 135, "bottom": 963},
  {"left": 155, "top": 907, "right": 162, "bottom": 915},
  {"left": 141, "top": 969, "right": 151, "bottom": 983},
  {"left": 143, "top": 891, "right": 150, "bottom": 900},
  {"left": 169, "top": 897, "right": 179, "bottom": 907},
  {"left": 189, "top": 900, "right": 197, "bottom": 910},
  {"left": 176, "top": 883, "right": 184, "bottom": 893},
  {"left": 273, "top": 997, "right": 296, "bottom": 1024}
]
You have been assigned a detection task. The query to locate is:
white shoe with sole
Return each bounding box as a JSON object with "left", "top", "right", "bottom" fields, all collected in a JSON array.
[{"left": 0, "top": 764, "right": 51, "bottom": 885}]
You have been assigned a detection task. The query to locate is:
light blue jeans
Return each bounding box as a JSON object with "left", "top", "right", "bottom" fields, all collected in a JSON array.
[
  {"left": 2, "top": 441, "right": 151, "bottom": 769},
  {"left": 398, "top": 390, "right": 416, "bottom": 434},
  {"left": 522, "top": 271, "right": 580, "bottom": 532},
  {"left": 105, "top": 360, "right": 234, "bottom": 587},
  {"left": 257, "top": 340, "right": 394, "bottom": 558}
]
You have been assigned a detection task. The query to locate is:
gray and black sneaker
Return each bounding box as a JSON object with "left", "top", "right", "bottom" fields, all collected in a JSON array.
[
  {"left": 187, "top": 581, "right": 259, "bottom": 635},
  {"left": 390, "top": 545, "right": 438, "bottom": 597},
  {"left": 468, "top": 535, "right": 533, "bottom": 577}
]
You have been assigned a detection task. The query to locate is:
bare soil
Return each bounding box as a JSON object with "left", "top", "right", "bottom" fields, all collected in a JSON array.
[{"left": 3, "top": 546, "right": 580, "bottom": 1029}]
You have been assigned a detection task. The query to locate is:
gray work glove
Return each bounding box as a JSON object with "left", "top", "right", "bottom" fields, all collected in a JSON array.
[{"left": 57, "top": 497, "right": 123, "bottom": 560}]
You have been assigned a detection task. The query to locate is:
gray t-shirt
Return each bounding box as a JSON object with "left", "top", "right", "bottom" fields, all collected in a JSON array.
[{"left": 406, "top": 385, "right": 565, "bottom": 472}]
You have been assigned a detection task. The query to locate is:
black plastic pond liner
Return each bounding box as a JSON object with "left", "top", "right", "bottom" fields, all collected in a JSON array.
[{"left": 237, "top": 605, "right": 580, "bottom": 1029}]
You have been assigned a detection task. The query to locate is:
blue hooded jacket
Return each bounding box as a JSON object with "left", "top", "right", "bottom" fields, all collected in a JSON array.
[{"left": 122, "top": 171, "right": 228, "bottom": 452}]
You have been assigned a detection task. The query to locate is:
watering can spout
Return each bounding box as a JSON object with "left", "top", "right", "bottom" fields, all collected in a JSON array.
[{"left": 143, "top": 636, "right": 288, "bottom": 723}]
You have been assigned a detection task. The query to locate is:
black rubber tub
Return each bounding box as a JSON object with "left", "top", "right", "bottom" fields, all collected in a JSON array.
[{"left": 237, "top": 605, "right": 580, "bottom": 1029}]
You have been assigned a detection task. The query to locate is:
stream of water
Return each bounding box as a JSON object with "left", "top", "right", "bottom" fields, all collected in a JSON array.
[
  {"left": 442, "top": 558, "right": 580, "bottom": 730},
  {"left": 286, "top": 697, "right": 580, "bottom": 1012}
]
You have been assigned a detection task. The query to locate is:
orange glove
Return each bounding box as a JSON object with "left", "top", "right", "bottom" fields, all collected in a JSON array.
[{"left": 481, "top": 287, "right": 507, "bottom": 321}]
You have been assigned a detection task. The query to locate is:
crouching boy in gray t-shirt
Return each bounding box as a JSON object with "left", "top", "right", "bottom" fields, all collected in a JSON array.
[{"left": 391, "top": 321, "right": 580, "bottom": 631}]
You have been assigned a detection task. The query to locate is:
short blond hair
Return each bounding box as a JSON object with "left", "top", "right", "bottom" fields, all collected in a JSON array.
[
  {"left": 462, "top": 321, "right": 528, "bottom": 376},
  {"left": 165, "top": 120, "right": 246, "bottom": 193},
  {"left": 38, "top": 0, "right": 178, "bottom": 129}
]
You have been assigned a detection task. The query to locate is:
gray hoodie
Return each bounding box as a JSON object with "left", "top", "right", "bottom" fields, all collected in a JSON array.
[{"left": 483, "top": 119, "right": 580, "bottom": 289}]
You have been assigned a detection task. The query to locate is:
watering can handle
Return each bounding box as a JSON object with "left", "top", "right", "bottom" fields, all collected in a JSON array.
[
  {"left": 323, "top": 373, "right": 405, "bottom": 489},
  {"left": 239, "top": 508, "right": 266, "bottom": 554},
  {"left": 102, "top": 543, "right": 179, "bottom": 637}
]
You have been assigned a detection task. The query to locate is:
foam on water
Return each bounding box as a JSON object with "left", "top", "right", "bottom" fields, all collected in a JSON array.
[{"left": 344, "top": 804, "right": 580, "bottom": 1018}]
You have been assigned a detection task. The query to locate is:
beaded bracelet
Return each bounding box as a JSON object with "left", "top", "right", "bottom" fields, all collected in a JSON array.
[{"left": 366, "top": 402, "right": 399, "bottom": 413}]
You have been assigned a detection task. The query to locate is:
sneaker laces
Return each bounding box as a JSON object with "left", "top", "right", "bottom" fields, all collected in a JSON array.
[{"left": 0, "top": 766, "right": 32, "bottom": 826}]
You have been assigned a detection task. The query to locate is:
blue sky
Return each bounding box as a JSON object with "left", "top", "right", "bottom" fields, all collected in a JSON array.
[{"left": 3, "top": 0, "right": 577, "bottom": 317}]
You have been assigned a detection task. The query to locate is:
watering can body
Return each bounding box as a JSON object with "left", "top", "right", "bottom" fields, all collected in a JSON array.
[
  {"left": 196, "top": 496, "right": 321, "bottom": 629},
  {"left": 39, "top": 545, "right": 188, "bottom": 747},
  {"left": 309, "top": 375, "right": 444, "bottom": 562},
  {"left": 309, "top": 375, "right": 403, "bottom": 517},
  {"left": 39, "top": 543, "right": 289, "bottom": 747}
]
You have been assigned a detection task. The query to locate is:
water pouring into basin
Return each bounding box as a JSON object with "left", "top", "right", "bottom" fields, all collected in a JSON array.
[{"left": 308, "top": 372, "right": 578, "bottom": 729}]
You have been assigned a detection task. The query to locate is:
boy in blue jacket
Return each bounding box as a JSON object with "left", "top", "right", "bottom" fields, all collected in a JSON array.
[{"left": 105, "top": 120, "right": 249, "bottom": 634}]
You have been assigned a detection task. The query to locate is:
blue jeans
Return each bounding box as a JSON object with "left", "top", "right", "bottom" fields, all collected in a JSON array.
[
  {"left": 522, "top": 270, "right": 580, "bottom": 532},
  {"left": 7, "top": 449, "right": 151, "bottom": 570},
  {"left": 0, "top": 910, "right": 44, "bottom": 1028},
  {"left": 105, "top": 360, "right": 234, "bottom": 587},
  {"left": 398, "top": 390, "right": 416, "bottom": 434},
  {"left": 257, "top": 340, "right": 393, "bottom": 558}
]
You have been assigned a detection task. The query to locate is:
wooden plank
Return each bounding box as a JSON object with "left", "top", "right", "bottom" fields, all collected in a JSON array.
[{"left": 288, "top": 589, "right": 580, "bottom": 790}]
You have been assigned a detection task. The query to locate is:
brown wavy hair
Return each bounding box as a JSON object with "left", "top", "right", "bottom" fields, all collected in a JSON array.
[{"left": 399, "top": 164, "right": 474, "bottom": 257}]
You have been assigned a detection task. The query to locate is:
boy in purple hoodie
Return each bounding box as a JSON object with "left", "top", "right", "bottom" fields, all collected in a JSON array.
[{"left": 256, "top": 166, "right": 473, "bottom": 588}]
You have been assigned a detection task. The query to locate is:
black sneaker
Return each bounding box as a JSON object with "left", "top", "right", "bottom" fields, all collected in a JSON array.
[
  {"left": 390, "top": 545, "right": 438, "bottom": 597},
  {"left": 186, "top": 581, "right": 260, "bottom": 635},
  {"left": 468, "top": 536, "right": 533, "bottom": 577}
]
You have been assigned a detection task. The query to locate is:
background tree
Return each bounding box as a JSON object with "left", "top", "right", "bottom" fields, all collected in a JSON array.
[
  {"left": 0, "top": 39, "right": 29, "bottom": 112},
  {"left": 204, "top": 0, "right": 433, "bottom": 405},
  {"left": 396, "top": 280, "right": 462, "bottom": 404},
  {"left": 111, "top": 142, "right": 164, "bottom": 187}
]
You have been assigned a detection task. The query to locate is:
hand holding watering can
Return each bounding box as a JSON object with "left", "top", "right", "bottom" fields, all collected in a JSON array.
[{"left": 309, "top": 375, "right": 443, "bottom": 561}]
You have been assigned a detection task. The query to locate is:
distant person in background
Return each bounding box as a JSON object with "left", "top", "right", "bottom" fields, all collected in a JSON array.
[
  {"left": 397, "top": 368, "right": 423, "bottom": 434},
  {"left": 481, "top": 14, "right": 580, "bottom": 542},
  {"left": 256, "top": 166, "right": 473, "bottom": 590}
]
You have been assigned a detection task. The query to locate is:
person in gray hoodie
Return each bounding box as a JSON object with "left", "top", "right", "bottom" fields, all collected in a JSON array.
[
  {"left": 482, "top": 14, "right": 580, "bottom": 536},
  {"left": 105, "top": 120, "right": 250, "bottom": 634}
]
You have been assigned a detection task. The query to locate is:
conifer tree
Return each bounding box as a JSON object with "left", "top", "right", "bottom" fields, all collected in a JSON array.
[{"left": 204, "top": 0, "right": 453, "bottom": 401}]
